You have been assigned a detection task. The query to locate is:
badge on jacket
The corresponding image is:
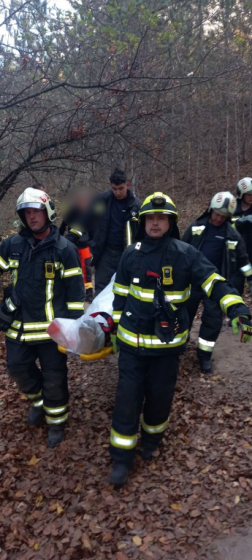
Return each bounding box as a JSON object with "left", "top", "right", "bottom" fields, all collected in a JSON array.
[{"left": 162, "top": 266, "right": 173, "bottom": 285}]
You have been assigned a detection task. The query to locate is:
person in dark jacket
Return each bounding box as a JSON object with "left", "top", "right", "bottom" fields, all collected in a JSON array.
[
  {"left": 182, "top": 191, "right": 252, "bottom": 373},
  {"left": 231, "top": 177, "right": 252, "bottom": 294},
  {"left": 108, "top": 192, "right": 252, "bottom": 487},
  {"left": 92, "top": 169, "right": 141, "bottom": 296},
  {"left": 0, "top": 188, "right": 85, "bottom": 447}
]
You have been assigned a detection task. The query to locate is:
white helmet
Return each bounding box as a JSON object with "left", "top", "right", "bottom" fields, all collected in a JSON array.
[
  {"left": 209, "top": 191, "right": 237, "bottom": 217},
  {"left": 236, "top": 177, "right": 252, "bottom": 199},
  {"left": 16, "top": 187, "right": 56, "bottom": 228}
]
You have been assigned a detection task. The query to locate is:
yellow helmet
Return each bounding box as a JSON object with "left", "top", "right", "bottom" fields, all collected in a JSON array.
[{"left": 139, "top": 192, "right": 178, "bottom": 221}]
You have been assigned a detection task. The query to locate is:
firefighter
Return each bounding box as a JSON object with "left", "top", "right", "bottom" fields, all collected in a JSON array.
[
  {"left": 92, "top": 169, "right": 141, "bottom": 296},
  {"left": 59, "top": 221, "right": 93, "bottom": 303},
  {"left": 231, "top": 177, "right": 252, "bottom": 295},
  {"left": 0, "top": 188, "right": 85, "bottom": 447},
  {"left": 182, "top": 191, "right": 252, "bottom": 373},
  {"left": 109, "top": 192, "right": 252, "bottom": 486}
]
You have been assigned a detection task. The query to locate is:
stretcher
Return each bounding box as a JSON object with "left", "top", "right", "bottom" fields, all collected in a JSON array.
[{"left": 58, "top": 344, "right": 113, "bottom": 361}]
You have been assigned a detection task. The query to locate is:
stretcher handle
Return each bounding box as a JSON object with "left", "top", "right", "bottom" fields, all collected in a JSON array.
[{"left": 58, "top": 344, "right": 113, "bottom": 361}]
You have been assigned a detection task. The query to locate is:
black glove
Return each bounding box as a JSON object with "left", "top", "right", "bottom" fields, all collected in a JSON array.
[
  {"left": 0, "top": 304, "right": 14, "bottom": 332},
  {"left": 85, "top": 288, "right": 94, "bottom": 303},
  {"left": 0, "top": 287, "right": 20, "bottom": 333}
]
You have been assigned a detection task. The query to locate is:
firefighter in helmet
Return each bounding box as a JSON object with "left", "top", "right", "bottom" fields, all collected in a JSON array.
[
  {"left": 108, "top": 192, "right": 252, "bottom": 487},
  {"left": 231, "top": 178, "right": 252, "bottom": 295},
  {"left": 183, "top": 191, "right": 252, "bottom": 373},
  {"left": 0, "top": 188, "right": 85, "bottom": 447}
]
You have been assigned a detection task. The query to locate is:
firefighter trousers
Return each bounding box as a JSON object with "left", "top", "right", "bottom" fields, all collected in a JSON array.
[
  {"left": 110, "top": 349, "right": 179, "bottom": 465},
  {"left": 6, "top": 339, "right": 69, "bottom": 426},
  {"left": 95, "top": 245, "right": 123, "bottom": 296},
  {"left": 186, "top": 289, "right": 223, "bottom": 360}
]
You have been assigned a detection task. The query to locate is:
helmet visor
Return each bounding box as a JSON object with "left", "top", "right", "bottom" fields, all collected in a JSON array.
[{"left": 17, "top": 202, "right": 45, "bottom": 211}]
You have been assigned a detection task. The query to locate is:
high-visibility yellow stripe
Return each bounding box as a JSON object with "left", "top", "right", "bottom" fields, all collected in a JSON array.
[
  {"left": 226, "top": 240, "right": 238, "bottom": 250},
  {"left": 8, "top": 259, "right": 19, "bottom": 268},
  {"left": 62, "top": 267, "right": 83, "bottom": 278},
  {"left": 25, "top": 390, "right": 42, "bottom": 399},
  {"left": 43, "top": 404, "right": 68, "bottom": 415},
  {"left": 33, "top": 399, "right": 43, "bottom": 407},
  {"left": 192, "top": 225, "right": 205, "bottom": 235},
  {"left": 126, "top": 221, "right": 132, "bottom": 246},
  {"left": 21, "top": 332, "right": 51, "bottom": 342},
  {"left": 45, "top": 279, "right": 54, "bottom": 322},
  {"left": 117, "top": 325, "right": 188, "bottom": 349},
  {"left": 129, "top": 284, "right": 154, "bottom": 302},
  {"left": 69, "top": 229, "right": 82, "bottom": 237},
  {"left": 5, "top": 297, "right": 17, "bottom": 312},
  {"left": 0, "top": 256, "right": 9, "bottom": 270},
  {"left": 220, "top": 294, "right": 245, "bottom": 314},
  {"left": 141, "top": 417, "right": 168, "bottom": 434},
  {"left": 45, "top": 412, "right": 69, "bottom": 425},
  {"left": 165, "top": 286, "right": 191, "bottom": 303},
  {"left": 113, "top": 282, "right": 129, "bottom": 296},
  {"left": 6, "top": 329, "right": 18, "bottom": 339},
  {"left": 23, "top": 322, "right": 51, "bottom": 330},
  {"left": 11, "top": 320, "right": 21, "bottom": 329},
  {"left": 12, "top": 268, "right": 19, "bottom": 286},
  {"left": 112, "top": 310, "right": 122, "bottom": 323},
  {"left": 240, "top": 264, "right": 252, "bottom": 277},
  {"left": 66, "top": 302, "right": 84, "bottom": 310},
  {"left": 110, "top": 428, "right": 137, "bottom": 449},
  {"left": 198, "top": 337, "right": 215, "bottom": 352},
  {"left": 201, "top": 273, "right": 225, "bottom": 297}
]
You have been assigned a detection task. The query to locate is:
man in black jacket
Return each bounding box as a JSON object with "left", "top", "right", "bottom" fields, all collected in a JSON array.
[
  {"left": 0, "top": 188, "right": 85, "bottom": 447},
  {"left": 182, "top": 191, "right": 252, "bottom": 373},
  {"left": 92, "top": 169, "right": 141, "bottom": 296},
  {"left": 108, "top": 192, "right": 252, "bottom": 487},
  {"left": 231, "top": 177, "right": 252, "bottom": 295}
]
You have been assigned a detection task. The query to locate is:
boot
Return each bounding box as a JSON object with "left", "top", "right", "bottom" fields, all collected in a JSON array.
[
  {"left": 47, "top": 425, "right": 65, "bottom": 448},
  {"left": 109, "top": 462, "right": 129, "bottom": 487},
  {"left": 27, "top": 406, "right": 45, "bottom": 426},
  {"left": 199, "top": 357, "right": 212, "bottom": 374},
  {"left": 141, "top": 442, "right": 158, "bottom": 461}
]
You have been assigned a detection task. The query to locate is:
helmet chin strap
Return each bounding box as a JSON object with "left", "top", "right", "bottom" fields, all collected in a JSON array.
[{"left": 29, "top": 221, "right": 50, "bottom": 235}]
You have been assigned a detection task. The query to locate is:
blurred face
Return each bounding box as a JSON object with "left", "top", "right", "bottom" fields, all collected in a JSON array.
[
  {"left": 145, "top": 213, "right": 170, "bottom": 238},
  {"left": 209, "top": 210, "right": 227, "bottom": 227},
  {"left": 111, "top": 182, "right": 128, "bottom": 200},
  {"left": 24, "top": 207, "right": 47, "bottom": 232},
  {"left": 243, "top": 193, "right": 252, "bottom": 206}
]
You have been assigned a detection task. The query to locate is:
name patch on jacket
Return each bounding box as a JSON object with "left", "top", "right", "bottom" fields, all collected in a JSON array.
[{"left": 162, "top": 266, "right": 173, "bottom": 285}]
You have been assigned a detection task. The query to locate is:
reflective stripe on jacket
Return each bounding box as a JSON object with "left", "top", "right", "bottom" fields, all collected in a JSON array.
[
  {"left": 112, "top": 235, "right": 250, "bottom": 356},
  {"left": 182, "top": 215, "right": 252, "bottom": 280},
  {"left": 0, "top": 225, "right": 85, "bottom": 344}
]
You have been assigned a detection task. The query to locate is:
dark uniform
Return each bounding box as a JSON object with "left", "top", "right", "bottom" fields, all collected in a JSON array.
[
  {"left": 182, "top": 214, "right": 252, "bottom": 365},
  {"left": 60, "top": 221, "right": 93, "bottom": 301},
  {"left": 110, "top": 227, "right": 249, "bottom": 467},
  {"left": 0, "top": 225, "right": 85, "bottom": 428},
  {"left": 230, "top": 177, "right": 252, "bottom": 294},
  {"left": 92, "top": 190, "right": 141, "bottom": 295}
]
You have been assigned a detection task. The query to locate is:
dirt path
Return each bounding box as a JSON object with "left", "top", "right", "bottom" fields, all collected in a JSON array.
[{"left": 1, "top": 324, "right": 252, "bottom": 560}]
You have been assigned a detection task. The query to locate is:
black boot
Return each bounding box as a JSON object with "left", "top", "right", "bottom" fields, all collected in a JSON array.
[
  {"left": 199, "top": 357, "right": 212, "bottom": 374},
  {"left": 109, "top": 462, "right": 129, "bottom": 487},
  {"left": 27, "top": 406, "right": 45, "bottom": 426},
  {"left": 141, "top": 442, "right": 158, "bottom": 461},
  {"left": 47, "top": 425, "right": 65, "bottom": 448}
]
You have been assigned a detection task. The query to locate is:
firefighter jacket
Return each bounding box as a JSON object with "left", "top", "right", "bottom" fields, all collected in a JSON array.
[
  {"left": 0, "top": 225, "right": 85, "bottom": 344},
  {"left": 59, "top": 221, "right": 93, "bottom": 292},
  {"left": 112, "top": 234, "right": 250, "bottom": 356},
  {"left": 182, "top": 214, "right": 252, "bottom": 282},
  {"left": 233, "top": 215, "right": 252, "bottom": 263},
  {"left": 91, "top": 190, "right": 141, "bottom": 266},
  {"left": 231, "top": 200, "right": 252, "bottom": 223}
]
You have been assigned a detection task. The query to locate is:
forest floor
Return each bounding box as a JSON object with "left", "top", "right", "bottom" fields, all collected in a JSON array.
[{"left": 1, "top": 313, "right": 252, "bottom": 560}]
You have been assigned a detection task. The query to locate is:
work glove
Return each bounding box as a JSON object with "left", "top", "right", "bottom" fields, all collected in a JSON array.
[
  {"left": 110, "top": 333, "right": 119, "bottom": 354},
  {"left": 85, "top": 288, "right": 93, "bottom": 303},
  {"left": 231, "top": 316, "right": 252, "bottom": 343},
  {"left": 0, "top": 303, "right": 14, "bottom": 332}
]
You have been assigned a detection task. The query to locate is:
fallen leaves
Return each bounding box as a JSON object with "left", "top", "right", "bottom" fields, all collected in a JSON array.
[
  {"left": 171, "top": 503, "right": 182, "bottom": 511},
  {"left": 28, "top": 455, "right": 40, "bottom": 466},
  {"left": 133, "top": 535, "right": 142, "bottom": 546},
  {"left": 48, "top": 502, "right": 65, "bottom": 515}
]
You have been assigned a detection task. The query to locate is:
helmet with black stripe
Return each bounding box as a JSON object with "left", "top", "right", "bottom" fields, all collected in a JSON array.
[
  {"left": 236, "top": 177, "right": 252, "bottom": 199},
  {"left": 208, "top": 191, "right": 237, "bottom": 217},
  {"left": 16, "top": 187, "right": 56, "bottom": 232},
  {"left": 139, "top": 192, "right": 178, "bottom": 221}
]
